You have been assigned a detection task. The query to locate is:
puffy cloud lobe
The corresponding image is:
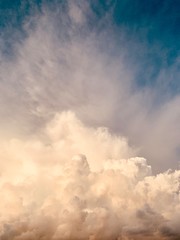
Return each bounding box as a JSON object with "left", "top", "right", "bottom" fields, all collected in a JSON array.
[{"left": 0, "top": 112, "right": 180, "bottom": 240}]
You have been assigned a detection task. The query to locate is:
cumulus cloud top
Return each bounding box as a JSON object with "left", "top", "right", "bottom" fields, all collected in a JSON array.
[{"left": 0, "top": 112, "right": 180, "bottom": 240}]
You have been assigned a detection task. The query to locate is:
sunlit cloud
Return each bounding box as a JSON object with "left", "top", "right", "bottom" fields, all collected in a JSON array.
[{"left": 0, "top": 1, "right": 180, "bottom": 239}]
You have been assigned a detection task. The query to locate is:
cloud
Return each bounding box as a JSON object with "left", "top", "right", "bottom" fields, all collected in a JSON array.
[
  {"left": 0, "top": 111, "right": 180, "bottom": 240},
  {"left": 0, "top": 2, "right": 180, "bottom": 171},
  {"left": 0, "top": 1, "right": 180, "bottom": 238},
  {"left": 0, "top": 0, "right": 179, "bottom": 172}
]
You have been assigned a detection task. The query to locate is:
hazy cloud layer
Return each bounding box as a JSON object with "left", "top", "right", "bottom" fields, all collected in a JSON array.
[{"left": 0, "top": 1, "right": 180, "bottom": 172}]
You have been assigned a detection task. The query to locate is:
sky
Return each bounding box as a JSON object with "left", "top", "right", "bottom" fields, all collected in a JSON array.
[{"left": 0, "top": 0, "right": 180, "bottom": 239}]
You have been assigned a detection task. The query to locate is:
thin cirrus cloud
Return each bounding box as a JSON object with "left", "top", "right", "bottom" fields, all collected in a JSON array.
[{"left": 0, "top": 1, "right": 180, "bottom": 239}]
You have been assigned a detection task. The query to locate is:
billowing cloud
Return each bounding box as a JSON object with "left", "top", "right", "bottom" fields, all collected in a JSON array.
[
  {"left": 0, "top": 1, "right": 180, "bottom": 239},
  {"left": 0, "top": 111, "right": 180, "bottom": 240}
]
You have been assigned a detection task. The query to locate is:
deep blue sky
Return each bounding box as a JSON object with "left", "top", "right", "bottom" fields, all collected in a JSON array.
[
  {"left": 92, "top": 0, "right": 180, "bottom": 89},
  {"left": 0, "top": 0, "right": 179, "bottom": 90},
  {"left": 1, "top": 0, "right": 179, "bottom": 50}
]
